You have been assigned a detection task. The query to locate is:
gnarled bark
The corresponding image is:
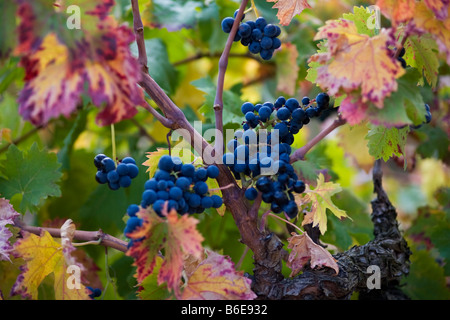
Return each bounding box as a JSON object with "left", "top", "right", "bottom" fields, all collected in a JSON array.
[{"left": 246, "top": 159, "right": 411, "bottom": 300}]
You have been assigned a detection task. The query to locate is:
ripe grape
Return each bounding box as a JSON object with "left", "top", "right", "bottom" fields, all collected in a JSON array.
[
  {"left": 221, "top": 13, "right": 282, "bottom": 60},
  {"left": 94, "top": 154, "right": 140, "bottom": 190}
]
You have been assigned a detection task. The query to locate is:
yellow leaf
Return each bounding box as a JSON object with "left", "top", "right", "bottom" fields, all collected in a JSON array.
[
  {"left": 12, "top": 230, "right": 90, "bottom": 300},
  {"left": 298, "top": 173, "right": 349, "bottom": 235},
  {"left": 337, "top": 123, "right": 374, "bottom": 173},
  {"left": 181, "top": 250, "right": 256, "bottom": 300},
  {"left": 267, "top": 0, "right": 312, "bottom": 26},
  {"left": 287, "top": 232, "right": 339, "bottom": 277},
  {"left": 311, "top": 19, "right": 405, "bottom": 108},
  {"left": 413, "top": 1, "right": 450, "bottom": 66}
]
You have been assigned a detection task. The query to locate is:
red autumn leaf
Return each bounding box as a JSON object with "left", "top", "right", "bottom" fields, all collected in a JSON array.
[
  {"left": 310, "top": 19, "right": 404, "bottom": 109},
  {"left": 267, "top": 0, "right": 312, "bottom": 26},
  {"left": 15, "top": 1, "right": 145, "bottom": 127},
  {"left": 126, "top": 207, "right": 204, "bottom": 298}
]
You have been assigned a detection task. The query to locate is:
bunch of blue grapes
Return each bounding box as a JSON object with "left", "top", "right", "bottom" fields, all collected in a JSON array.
[
  {"left": 222, "top": 92, "right": 330, "bottom": 219},
  {"left": 126, "top": 155, "right": 223, "bottom": 220},
  {"left": 94, "top": 154, "right": 139, "bottom": 190},
  {"left": 221, "top": 11, "right": 281, "bottom": 60}
]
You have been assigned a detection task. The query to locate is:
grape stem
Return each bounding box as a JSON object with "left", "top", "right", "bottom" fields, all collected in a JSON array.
[
  {"left": 213, "top": 0, "right": 250, "bottom": 158},
  {"left": 289, "top": 115, "right": 346, "bottom": 163}
]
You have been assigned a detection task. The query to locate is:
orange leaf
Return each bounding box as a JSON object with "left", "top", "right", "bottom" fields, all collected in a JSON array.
[
  {"left": 412, "top": 1, "right": 450, "bottom": 66},
  {"left": 267, "top": 0, "right": 312, "bottom": 26},
  {"left": 311, "top": 19, "right": 404, "bottom": 108},
  {"left": 158, "top": 209, "right": 204, "bottom": 297},
  {"left": 376, "top": 0, "right": 416, "bottom": 26},
  {"left": 127, "top": 207, "right": 204, "bottom": 298},
  {"left": 287, "top": 232, "right": 339, "bottom": 277},
  {"left": 181, "top": 250, "right": 257, "bottom": 300}
]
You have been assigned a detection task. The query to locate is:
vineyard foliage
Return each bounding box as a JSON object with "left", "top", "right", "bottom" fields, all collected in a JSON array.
[{"left": 0, "top": 0, "right": 449, "bottom": 300}]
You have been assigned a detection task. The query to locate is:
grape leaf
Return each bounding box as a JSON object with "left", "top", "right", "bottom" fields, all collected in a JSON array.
[
  {"left": 15, "top": 2, "right": 145, "bottom": 127},
  {"left": 298, "top": 173, "right": 349, "bottom": 235},
  {"left": 365, "top": 124, "right": 410, "bottom": 163},
  {"left": 158, "top": 209, "right": 204, "bottom": 297},
  {"left": 376, "top": 0, "right": 416, "bottom": 27},
  {"left": 0, "top": 143, "right": 62, "bottom": 213},
  {"left": 337, "top": 123, "right": 374, "bottom": 173},
  {"left": 138, "top": 255, "right": 173, "bottom": 300},
  {"left": 127, "top": 207, "right": 204, "bottom": 298},
  {"left": 266, "top": 0, "right": 312, "bottom": 26},
  {"left": 342, "top": 6, "right": 377, "bottom": 37},
  {"left": 338, "top": 96, "right": 369, "bottom": 126},
  {"left": 0, "top": 198, "right": 20, "bottom": 262},
  {"left": 11, "top": 229, "right": 90, "bottom": 300},
  {"left": 310, "top": 19, "right": 405, "bottom": 108},
  {"left": 404, "top": 34, "right": 439, "bottom": 88},
  {"left": 181, "top": 250, "right": 257, "bottom": 300},
  {"left": 412, "top": 1, "right": 450, "bottom": 66},
  {"left": 287, "top": 232, "right": 339, "bottom": 277},
  {"left": 275, "top": 42, "right": 299, "bottom": 95}
]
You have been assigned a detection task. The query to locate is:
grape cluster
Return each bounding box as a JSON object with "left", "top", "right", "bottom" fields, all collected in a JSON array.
[
  {"left": 223, "top": 93, "right": 330, "bottom": 218},
  {"left": 221, "top": 11, "right": 281, "bottom": 60},
  {"left": 94, "top": 154, "right": 139, "bottom": 190},
  {"left": 128, "top": 155, "right": 223, "bottom": 219}
]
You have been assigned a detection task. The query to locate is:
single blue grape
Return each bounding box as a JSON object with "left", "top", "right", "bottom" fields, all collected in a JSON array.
[
  {"left": 285, "top": 98, "right": 300, "bottom": 112},
  {"left": 238, "top": 22, "right": 252, "bottom": 38},
  {"left": 207, "top": 165, "right": 220, "bottom": 179},
  {"left": 158, "top": 155, "right": 174, "bottom": 172},
  {"left": 116, "top": 163, "right": 129, "bottom": 176},
  {"left": 181, "top": 163, "right": 196, "bottom": 177},
  {"left": 255, "top": 17, "right": 267, "bottom": 31},
  {"left": 142, "top": 189, "right": 157, "bottom": 205},
  {"left": 263, "top": 24, "right": 277, "bottom": 37},
  {"left": 211, "top": 195, "right": 223, "bottom": 208},
  {"left": 175, "top": 176, "right": 191, "bottom": 190},
  {"left": 260, "top": 49, "right": 274, "bottom": 60},
  {"left": 277, "top": 107, "right": 291, "bottom": 121},
  {"left": 241, "top": 102, "right": 255, "bottom": 115},
  {"left": 107, "top": 170, "right": 119, "bottom": 183},
  {"left": 249, "top": 41, "right": 262, "bottom": 54},
  {"left": 260, "top": 36, "right": 273, "bottom": 50},
  {"left": 221, "top": 17, "right": 235, "bottom": 33},
  {"left": 258, "top": 106, "right": 272, "bottom": 122},
  {"left": 119, "top": 175, "right": 132, "bottom": 188},
  {"left": 245, "top": 187, "right": 258, "bottom": 200}
]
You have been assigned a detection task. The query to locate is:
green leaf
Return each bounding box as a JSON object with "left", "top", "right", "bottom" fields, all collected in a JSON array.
[
  {"left": 0, "top": 143, "right": 62, "bottom": 213},
  {"left": 404, "top": 34, "right": 439, "bottom": 88},
  {"left": 403, "top": 247, "right": 450, "bottom": 300},
  {"left": 365, "top": 125, "right": 409, "bottom": 163},
  {"left": 138, "top": 256, "right": 172, "bottom": 300},
  {"left": 342, "top": 6, "right": 376, "bottom": 37},
  {"left": 367, "top": 69, "right": 426, "bottom": 126},
  {"left": 131, "top": 39, "right": 179, "bottom": 95}
]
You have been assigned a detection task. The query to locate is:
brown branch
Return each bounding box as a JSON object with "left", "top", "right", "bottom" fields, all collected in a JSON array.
[
  {"left": 213, "top": 0, "right": 250, "bottom": 157},
  {"left": 131, "top": 0, "right": 148, "bottom": 73},
  {"left": 14, "top": 217, "right": 128, "bottom": 253},
  {"left": 289, "top": 115, "right": 346, "bottom": 164}
]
